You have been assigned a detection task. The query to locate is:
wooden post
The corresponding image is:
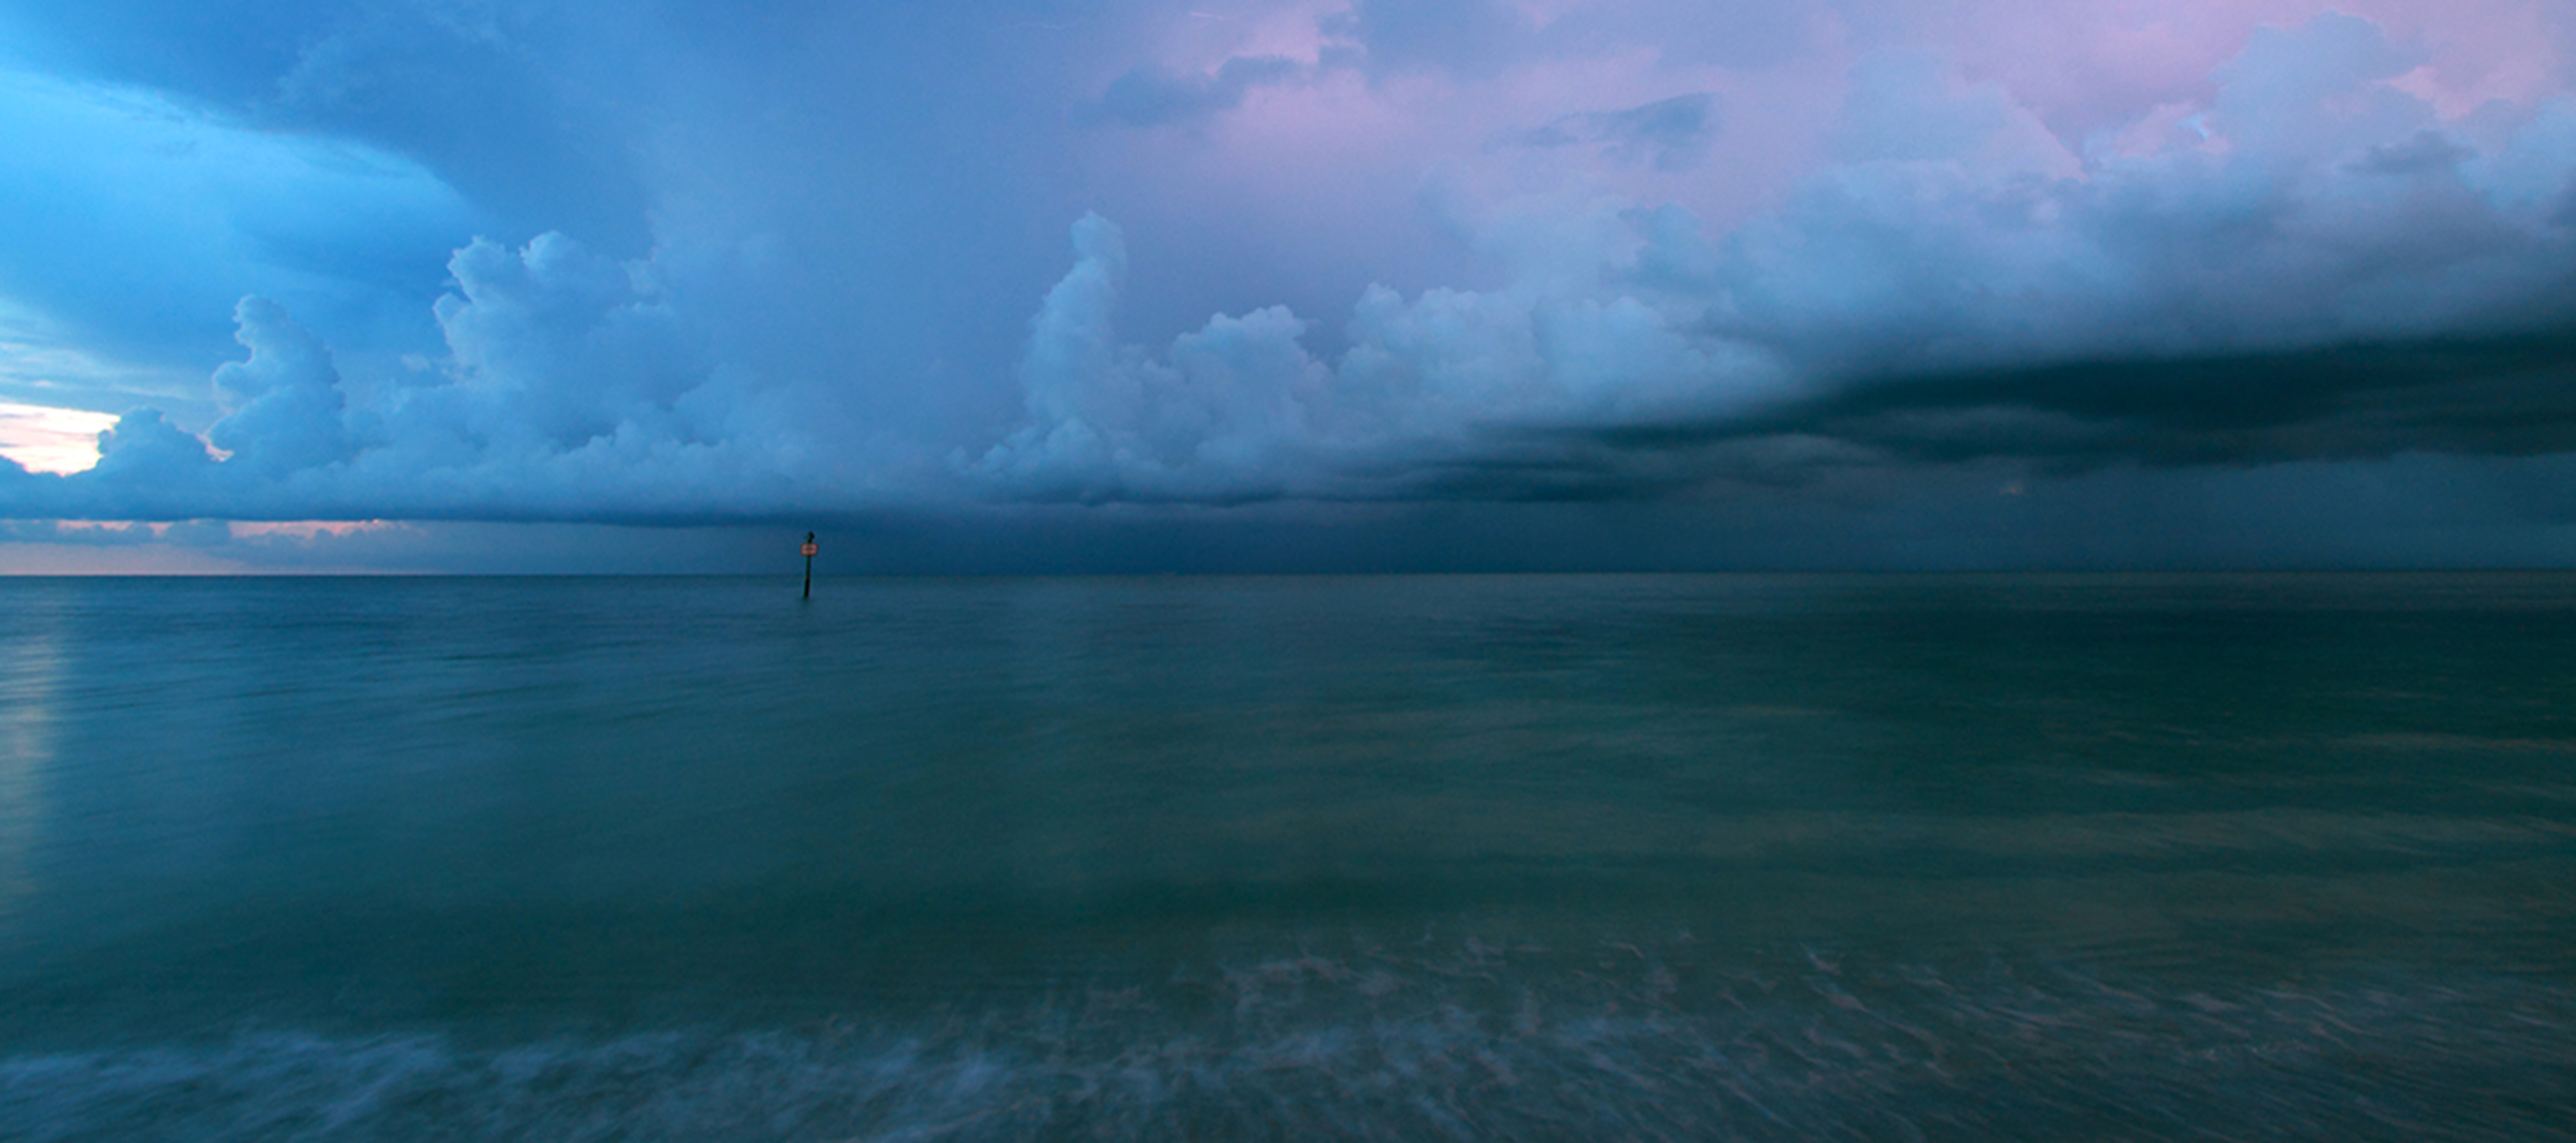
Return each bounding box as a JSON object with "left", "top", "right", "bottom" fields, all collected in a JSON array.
[{"left": 801, "top": 533, "right": 817, "bottom": 599}]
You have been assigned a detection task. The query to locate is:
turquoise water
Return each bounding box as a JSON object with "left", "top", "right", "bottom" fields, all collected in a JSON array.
[{"left": 1, "top": 574, "right": 2572, "bottom": 1139}]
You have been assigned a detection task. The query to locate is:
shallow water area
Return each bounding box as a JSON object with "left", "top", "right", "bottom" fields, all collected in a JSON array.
[{"left": 2, "top": 573, "right": 2572, "bottom": 1139}]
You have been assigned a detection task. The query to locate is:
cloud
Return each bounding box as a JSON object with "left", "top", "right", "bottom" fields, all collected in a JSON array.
[
  {"left": 429, "top": 233, "right": 710, "bottom": 449},
  {"left": 1704, "top": 29, "right": 2573, "bottom": 370},
  {"left": 1315, "top": 0, "right": 1806, "bottom": 81},
  {"left": 207, "top": 297, "right": 364, "bottom": 479},
  {"left": 266, "top": 3, "right": 653, "bottom": 251},
  {"left": 0, "top": 232, "right": 833, "bottom": 523},
  {"left": 88, "top": 411, "right": 217, "bottom": 497},
  {"left": 3, "top": 6, "right": 2575, "bottom": 549},
  {"left": 981, "top": 15, "right": 2576, "bottom": 503},
  {"left": 1569, "top": 333, "right": 2576, "bottom": 477},
  {"left": 2351, "top": 129, "right": 2479, "bottom": 176},
  {"left": 970, "top": 211, "right": 1787, "bottom": 502},
  {"left": 1323, "top": 0, "right": 1533, "bottom": 79},
  {"left": 1501, "top": 93, "right": 1717, "bottom": 171},
  {"left": 970, "top": 214, "right": 1341, "bottom": 501},
  {"left": 1536, "top": 0, "right": 1817, "bottom": 70},
  {"left": 1833, "top": 50, "right": 2072, "bottom": 173},
  {"left": 1316, "top": 0, "right": 1816, "bottom": 82},
  {"left": 1095, "top": 55, "right": 1306, "bottom": 126},
  {"left": 3, "top": 0, "right": 649, "bottom": 252},
  {"left": 0, "top": 69, "right": 477, "bottom": 372}
]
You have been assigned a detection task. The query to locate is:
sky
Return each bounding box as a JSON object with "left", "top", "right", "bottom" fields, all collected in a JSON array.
[{"left": 1, "top": 0, "right": 2574, "bottom": 573}]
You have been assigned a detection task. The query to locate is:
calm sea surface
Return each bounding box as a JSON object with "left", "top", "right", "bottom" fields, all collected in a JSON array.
[{"left": 1, "top": 573, "right": 2572, "bottom": 1139}]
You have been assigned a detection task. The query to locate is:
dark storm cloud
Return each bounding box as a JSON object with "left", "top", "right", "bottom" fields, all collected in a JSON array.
[
  {"left": 0, "top": 68, "right": 478, "bottom": 373},
  {"left": 3, "top": 1, "right": 2576, "bottom": 570},
  {"left": 3, "top": 0, "right": 650, "bottom": 251},
  {"left": 1517, "top": 333, "right": 2576, "bottom": 499},
  {"left": 975, "top": 19, "right": 2576, "bottom": 506},
  {"left": 1855, "top": 336, "right": 2576, "bottom": 466}
]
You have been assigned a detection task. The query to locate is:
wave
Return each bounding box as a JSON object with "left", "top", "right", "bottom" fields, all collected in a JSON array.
[{"left": 6, "top": 944, "right": 2570, "bottom": 1141}]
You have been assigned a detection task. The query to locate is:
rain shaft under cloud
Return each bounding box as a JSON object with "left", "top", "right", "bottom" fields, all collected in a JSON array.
[{"left": 1, "top": 2, "right": 2574, "bottom": 564}]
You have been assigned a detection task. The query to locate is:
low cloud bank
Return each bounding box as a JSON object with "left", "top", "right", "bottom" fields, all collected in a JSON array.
[{"left": 5, "top": 15, "right": 2575, "bottom": 524}]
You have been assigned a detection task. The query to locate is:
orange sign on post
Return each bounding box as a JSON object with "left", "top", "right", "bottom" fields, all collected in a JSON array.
[{"left": 801, "top": 532, "right": 817, "bottom": 599}]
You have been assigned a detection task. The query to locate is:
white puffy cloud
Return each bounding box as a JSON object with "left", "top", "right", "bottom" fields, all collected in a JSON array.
[
  {"left": 973, "top": 214, "right": 1339, "bottom": 501},
  {"left": 207, "top": 298, "right": 364, "bottom": 479},
  {"left": 972, "top": 210, "right": 1789, "bottom": 501},
  {"left": 0, "top": 232, "right": 834, "bottom": 522},
  {"left": 431, "top": 234, "right": 707, "bottom": 449},
  {"left": 89, "top": 410, "right": 217, "bottom": 490}
]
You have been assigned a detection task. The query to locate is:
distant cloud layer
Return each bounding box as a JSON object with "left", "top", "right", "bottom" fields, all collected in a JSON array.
[{"left": 0, "top": 1, "right": 2572, "bottom": 559}]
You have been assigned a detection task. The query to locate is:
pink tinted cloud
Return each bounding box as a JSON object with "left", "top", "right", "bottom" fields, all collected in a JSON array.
[
  {"left": 1914, "top": 0, "right": 2572, "bottom": 136},
  {"left": 1103, "top": 0, "right": 2572, "bottom": 240}
]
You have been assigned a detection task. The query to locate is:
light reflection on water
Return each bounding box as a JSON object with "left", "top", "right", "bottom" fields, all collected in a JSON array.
[
  {"left": 0, "top": 593, "right": 61, "bottom": 919},
  {"left": 0, "top": 573, "right": 2571, "bottom": 1139}
]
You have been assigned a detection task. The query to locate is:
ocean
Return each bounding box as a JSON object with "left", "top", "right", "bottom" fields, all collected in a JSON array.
[{"left": 1, "top": 573, "right": 2571, "bottom": 1139}]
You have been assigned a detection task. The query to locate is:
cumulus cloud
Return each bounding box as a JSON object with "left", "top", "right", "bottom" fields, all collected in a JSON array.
[
  {"left": 207, "top": 298, "right": 364, "bottom": 479},
  {"left": 429, "top": 233, "right": 710, "bottom": 449},
  {"left": 1650, "top": 21, "right": 2576, "bottom": 470},
  {"left": 970, "top": 210, "right": 1787, "bottom": 501},
  {"left": 4, "top": 7, "right": 2576, "bottom": 536},
  {"left": 982, "top": 14, "right": 2576, "bottom": 503},
  {"left": 971, "top": 214, "right": 1341, "bottom": 501},
  {"left": 0, "top": 233, "right": 829, "bottom": 523},
  {"left": 88, "top": 410, "right": 218, "bottom": 492}
]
